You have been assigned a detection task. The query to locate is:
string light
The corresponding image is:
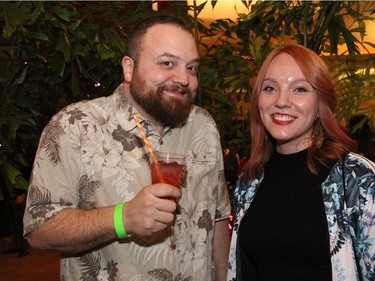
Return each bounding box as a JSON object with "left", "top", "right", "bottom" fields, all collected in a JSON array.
[{"left": 228, "top": 214, "right": 234, "bottom": 230}]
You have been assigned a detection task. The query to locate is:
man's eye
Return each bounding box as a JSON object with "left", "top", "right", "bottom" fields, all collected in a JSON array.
[
  {"left": 188, "top": 66, "right": 198, "bottom": 75},
  {"left": 162, "top": 61, "right": 173, "bottom": 67}
]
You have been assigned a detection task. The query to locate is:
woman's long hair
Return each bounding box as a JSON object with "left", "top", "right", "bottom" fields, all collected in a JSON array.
[{"left": 242, "top": 44, "right": 356, "bottom": 182}]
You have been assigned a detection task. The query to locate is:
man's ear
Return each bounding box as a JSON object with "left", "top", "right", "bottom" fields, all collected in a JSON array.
[{"left": 122, "top": 56, "right": 134, "bottom": 83}]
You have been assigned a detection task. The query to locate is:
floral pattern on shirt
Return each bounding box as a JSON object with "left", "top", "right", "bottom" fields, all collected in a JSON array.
[
  {"left": 227, "top": 153, "right": 375, "bottom": 281},
  {"left": 24, "top": 84, "right": 231, "bottom": 281}
]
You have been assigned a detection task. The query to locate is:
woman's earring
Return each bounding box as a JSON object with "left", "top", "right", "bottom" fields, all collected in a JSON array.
[{"left": 314, "top": 118, "right": 324, "bottom": 148}]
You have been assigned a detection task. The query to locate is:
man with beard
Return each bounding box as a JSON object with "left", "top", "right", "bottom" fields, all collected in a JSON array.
[{"left": 23, "top": 15, "right": 231, "bottom": 281}]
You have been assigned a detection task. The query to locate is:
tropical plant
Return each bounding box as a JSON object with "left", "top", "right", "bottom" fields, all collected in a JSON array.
[
  {"left": 236, "top": 0, "right": 375, "bottom": 122},
  {"left": 197, "top": 0, "right": 375, "bottom": 157},
  {"left": 0, "top": 1, "right": 374, "bottom": 196},
  {"left": 0, "top": 1, "right": 153, "bottom": 197}
]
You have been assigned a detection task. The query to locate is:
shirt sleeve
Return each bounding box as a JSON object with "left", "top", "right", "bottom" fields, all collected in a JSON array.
[
  {"left": 346, "top": 153, "right": 375, "bottom": 280},
  {"left": 23, "top": 107, "right": 81, "bottom": 237},
  {"left": 215, "top": 143, "right": 232, "bottom": 222}
]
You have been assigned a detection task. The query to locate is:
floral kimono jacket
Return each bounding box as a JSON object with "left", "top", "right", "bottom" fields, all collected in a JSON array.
[{"left": 227, "top": 153, "right": 375, "bottom": 281}]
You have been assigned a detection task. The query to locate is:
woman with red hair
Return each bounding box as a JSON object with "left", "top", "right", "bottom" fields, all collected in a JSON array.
[{"left": 227, "top": 44, "right": 375, "bottom": 281}]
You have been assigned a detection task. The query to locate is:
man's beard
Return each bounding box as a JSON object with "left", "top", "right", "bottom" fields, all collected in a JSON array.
[{"left": 129, "top": 70, "right": 195, "bottom": 127}]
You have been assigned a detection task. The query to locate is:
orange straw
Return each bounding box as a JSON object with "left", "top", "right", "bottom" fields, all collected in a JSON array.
[
  {"left": 132, "top": 115, "right": 157, "bottom": 162},
  {"left": 132, "top": 115, "right": 164, "bottom": 182}
]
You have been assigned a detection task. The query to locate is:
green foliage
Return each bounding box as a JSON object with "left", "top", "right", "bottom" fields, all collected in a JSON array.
[
  {"left": 197, "top": 17, "right": 255, "bottom": 155},
  {"left": 0, "top": 1, "right": 374, "bottom": 195},
  {"left": 197, "top": 0, "right": 375, "bottom": 157},
  {"left": 0, "top": 1, "right": 157, "bottom": 196}
]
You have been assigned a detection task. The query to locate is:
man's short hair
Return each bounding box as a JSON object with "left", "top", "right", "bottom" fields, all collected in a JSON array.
[{"left": 125, "top": 15, "right": 193, "bottom": 64}]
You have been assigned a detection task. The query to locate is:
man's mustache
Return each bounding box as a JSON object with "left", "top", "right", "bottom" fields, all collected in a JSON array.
[{"left": 159, "top": 84, "right": 189, "bottom": 94}]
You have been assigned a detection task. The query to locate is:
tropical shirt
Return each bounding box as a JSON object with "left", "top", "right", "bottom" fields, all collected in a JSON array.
[
  {"left": 227, "top": 153, "right": 375, "bottom": 281},
  {"left": 23, "top": 84, "right": 231, "bottom": 281}
]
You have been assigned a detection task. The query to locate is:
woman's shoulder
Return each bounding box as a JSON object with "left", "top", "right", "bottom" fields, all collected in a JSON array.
[
  {"left": 346, "top": 152, "right": 375, "bottom": 174},
  {"left": 342, "top": 153, "right": 375, "bottom": 196},
  {"left": 326, "top": 152, "right": 375, "bottom": 189}
]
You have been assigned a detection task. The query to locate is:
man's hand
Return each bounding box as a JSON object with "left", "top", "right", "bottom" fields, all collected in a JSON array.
[{"left": 123, "top": 183, "right": 181, "bottom": 236}]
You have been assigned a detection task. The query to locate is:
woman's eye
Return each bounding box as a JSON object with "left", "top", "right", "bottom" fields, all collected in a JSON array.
[
  {"left": 263, "top": 85, "right": 275, "bottom": 92},
  {"left": 294, "top": 87, "right": 308, "bottom": 93}
]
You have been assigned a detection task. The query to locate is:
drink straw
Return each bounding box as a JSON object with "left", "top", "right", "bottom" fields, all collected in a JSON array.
[
  {"left": 132, "top": 115, "right": 164, "bottom": 182},
  {"left": 132, "top": 115, "right": 157, "bottom": 162}
]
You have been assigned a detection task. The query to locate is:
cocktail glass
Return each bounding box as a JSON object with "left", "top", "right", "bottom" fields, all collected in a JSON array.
[{"left": 151, "top": 151, "right": 185, "bottom": 249}]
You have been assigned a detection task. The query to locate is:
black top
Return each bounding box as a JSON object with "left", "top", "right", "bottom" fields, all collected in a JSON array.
[{"left": 238, "top": 149, "right": 332, "bottom": 281}]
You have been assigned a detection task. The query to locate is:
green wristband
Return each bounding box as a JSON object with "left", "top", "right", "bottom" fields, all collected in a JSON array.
[{"left": 114, "top": 202, "right": 127, "bottom": 238}]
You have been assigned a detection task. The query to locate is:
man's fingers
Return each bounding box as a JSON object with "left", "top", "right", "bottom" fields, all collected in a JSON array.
[{"left": 146, "top": 183, "right": 181, "bottom": 200}]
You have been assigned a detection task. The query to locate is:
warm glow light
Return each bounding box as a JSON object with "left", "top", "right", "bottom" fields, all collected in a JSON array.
[
  {"left": 188, "top": 0, "right": 251, "bottom": 22},
  {"left": 187, "top": 0, "right": 375, "bottom": 54},
  {"left": 337, "top": 13, "right": 375, "bottom": 55}
]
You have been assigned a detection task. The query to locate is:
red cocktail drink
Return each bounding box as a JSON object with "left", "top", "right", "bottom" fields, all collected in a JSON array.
[
  {"left": 151, "top": 152, "right": 185, "bottom": 249},
  {"left": 151, "top": 161, "right": 184, "bottom": 187},
  {"left": 151, "top": 152, "right": 185, "bottom": 200}
]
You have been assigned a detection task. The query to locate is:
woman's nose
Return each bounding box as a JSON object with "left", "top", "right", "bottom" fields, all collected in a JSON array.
[{"left": 275, "top": 91, "right": 291, "bottom": 108}]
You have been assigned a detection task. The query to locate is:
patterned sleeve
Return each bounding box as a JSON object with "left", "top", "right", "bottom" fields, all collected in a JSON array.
[
  {"left": 23, "top": 105, "right": 82, "bottom": 236},
  {"left": 346, "top": 153, "right": 375, "bottom": 280},
  {"left": 209, "top": 114, "right": 231, "bottom": 222},
  {"left": 190, "top": 107, "right": 231, "bottom": 222},
  {"left": 215, "top": 142, "right": 232, "bottom": 222}
]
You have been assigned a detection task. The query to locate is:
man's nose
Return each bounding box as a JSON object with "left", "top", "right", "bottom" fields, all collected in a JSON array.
[{"left": 171, "top": 66, "right": 189, "bottom": 86}]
